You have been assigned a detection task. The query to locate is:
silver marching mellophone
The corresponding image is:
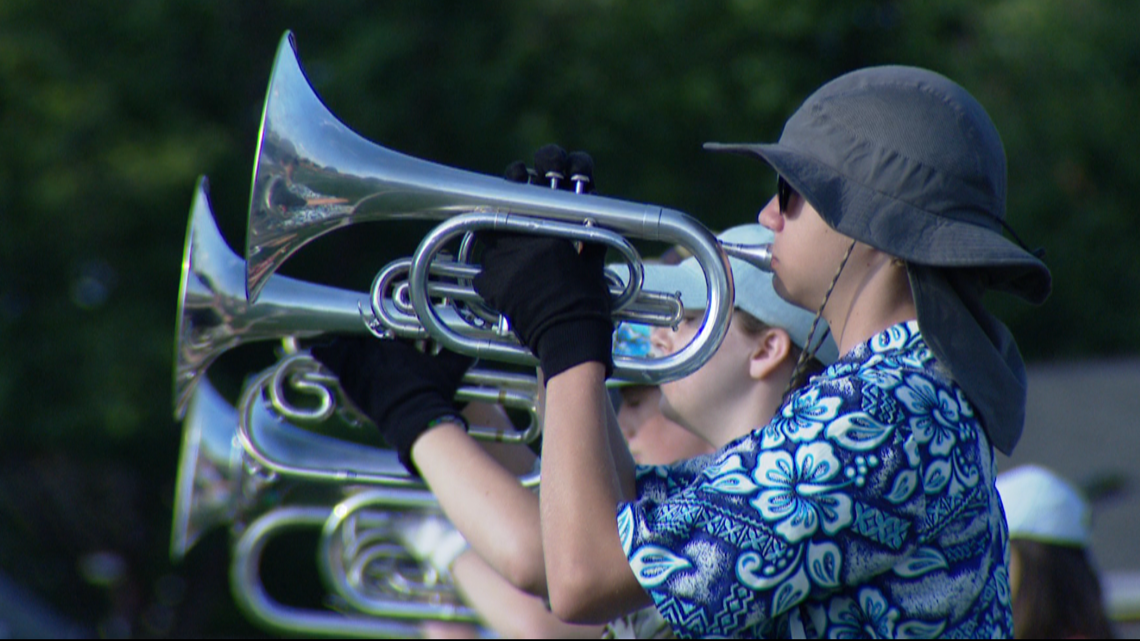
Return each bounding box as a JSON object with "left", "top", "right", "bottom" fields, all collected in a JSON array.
[{"left": 169, "top": 29, "right": 773, "bottom": 637}]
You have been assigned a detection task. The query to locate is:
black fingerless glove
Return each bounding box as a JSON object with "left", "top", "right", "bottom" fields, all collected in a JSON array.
[
  {"left": 474, "top": 234, "right": 614, "bottom": 381},
  {"left": 309, "top": 336, "right": 473, "bottom": 476},
  {"left": 473, "top": 144, "right": 613, "bottom": 382}
]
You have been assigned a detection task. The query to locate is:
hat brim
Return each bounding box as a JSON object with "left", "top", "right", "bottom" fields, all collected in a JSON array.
[{"left": 703, "top": 142, "right": 1051, "bottom": 305}]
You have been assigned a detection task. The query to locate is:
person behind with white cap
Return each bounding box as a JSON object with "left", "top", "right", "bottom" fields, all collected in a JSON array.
[
  {"left": 996, "top": 465, "right": 1114, "bottom": 639},
  {"left": 471, "top": 67, "right": 1051, "bottom": 637},
  {"left": 307, "top": 218, "right": 834, "bottom": 637},
  {"left": 421, "top": 227, "right": 837, "bottom": 638},
  {"left": 410, "top": 320, "right": 712, "bottom": 639},
  {"left": 365, "top": 229, "right": 823, "bottom": 639}
]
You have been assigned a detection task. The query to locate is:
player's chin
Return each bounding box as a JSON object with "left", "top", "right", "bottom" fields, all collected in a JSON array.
[
  {"left": 770, "top": 276, "right": 809, "bottom": 312},
  {"left": 770, "top": 274, "right": 793, "bottom": 303}
]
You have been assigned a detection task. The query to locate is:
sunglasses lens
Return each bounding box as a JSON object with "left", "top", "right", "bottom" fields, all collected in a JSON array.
[{"left": 777, "top": 177, "right": 791, "bottom": 213}]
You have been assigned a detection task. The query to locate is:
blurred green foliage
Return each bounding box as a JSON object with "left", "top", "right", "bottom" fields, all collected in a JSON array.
[{"left": 0, "top": 0, "right": 1137, "bottom": 636}]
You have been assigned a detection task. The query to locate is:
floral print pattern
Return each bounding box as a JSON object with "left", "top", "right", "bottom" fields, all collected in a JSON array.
[
  {"left": 617, "top": 321, "right": 1012, "bottom": 638},
  {"left": 752, "top": 443, "right": 853, "bottom": 544}
]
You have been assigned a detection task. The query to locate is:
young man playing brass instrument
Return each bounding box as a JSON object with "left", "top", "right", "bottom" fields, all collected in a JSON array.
[{"left": 316, "top": 65, "right": 1050, "bottom": 639}]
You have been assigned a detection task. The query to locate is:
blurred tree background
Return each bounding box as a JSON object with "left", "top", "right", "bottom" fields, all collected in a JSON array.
[{"left": 0, "top": 0, "right": 1137, "bottom": 636}]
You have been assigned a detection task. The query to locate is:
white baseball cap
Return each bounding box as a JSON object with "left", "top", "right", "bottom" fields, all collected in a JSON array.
[
  {"left": 613, "top": 224, "right": 839, "bottom": 365},
  {"left": 996, "top": 464, "right": 1091, "bottom": 547}
]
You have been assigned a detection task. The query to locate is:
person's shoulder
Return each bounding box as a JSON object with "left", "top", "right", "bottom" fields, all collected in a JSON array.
[
  {"left": 861, "top": 323, "right": 979, "bottom": 427},
  {"left": 765, "top": 320, "right": 966, "bottom": 451},
  {"left": 771, "top": 323, "right": 929, "bottom": 423},
  {"left": 820, "top": 320, "right": 944, "bottom": 394}
]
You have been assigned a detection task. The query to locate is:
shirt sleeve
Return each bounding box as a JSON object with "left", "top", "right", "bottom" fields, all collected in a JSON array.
[{"left": 615, "top": 370, "right": 938, "bottom": 638}]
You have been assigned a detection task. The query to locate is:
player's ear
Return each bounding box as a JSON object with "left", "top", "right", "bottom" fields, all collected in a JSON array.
[{"left": 748, "top": 327, "right": 792, "bottom": 382}]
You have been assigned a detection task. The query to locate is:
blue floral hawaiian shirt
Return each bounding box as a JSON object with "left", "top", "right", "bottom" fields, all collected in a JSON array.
[{"left": 616, "top": 321, "right": 1013, "bottom": 638}]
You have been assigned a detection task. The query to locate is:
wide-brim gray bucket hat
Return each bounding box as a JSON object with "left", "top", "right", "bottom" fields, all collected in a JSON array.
[{"left": 704, "top": 65, "right": 1052, "bottom": 455}]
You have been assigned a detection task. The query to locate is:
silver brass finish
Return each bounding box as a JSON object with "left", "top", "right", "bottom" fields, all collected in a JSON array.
[
  {"left": 231, "top": 506, "right": 452, "bottom": 638},
  {"left": 174, "top": 177, "right": 543, "bottom": 437},
  {"left": 235, "top": 354, "right": 541, "bottom": 489},
  {"left": 174, "top": 177, "right": 367, "bottom": 419},
  {"left": 245, "top": 31, "right": 780, "bottom": 385}
]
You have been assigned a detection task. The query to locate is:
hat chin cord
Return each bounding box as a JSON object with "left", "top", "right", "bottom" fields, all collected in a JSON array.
[{"left": 782, "top": 238, "right": 857, "bottom": 400}]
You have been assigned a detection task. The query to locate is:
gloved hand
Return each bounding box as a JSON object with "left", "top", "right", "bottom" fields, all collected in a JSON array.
[
  {"left": 503, "top": 143, "right": 597, "bottom": 194},
  {"left": 392, "top": 513, "right": 469, "bottom": 578},
  {"left": 473, "top": 144, "right": 614, "bottom": 382},
  {"left": 309, "top": 336, "right": 474, "bottom": 476}
]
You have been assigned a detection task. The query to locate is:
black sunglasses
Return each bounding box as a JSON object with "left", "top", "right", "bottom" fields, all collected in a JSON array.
[{"left": 777, "top": 176, "right": 795, "bottom": 213}]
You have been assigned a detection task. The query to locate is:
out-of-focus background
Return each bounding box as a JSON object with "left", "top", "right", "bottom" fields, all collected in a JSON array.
[{"left": 1, "top": 0, "right": 1137, "bottom": 637}]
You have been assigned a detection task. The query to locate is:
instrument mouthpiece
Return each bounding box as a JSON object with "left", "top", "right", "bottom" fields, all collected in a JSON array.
[{"left": 719, "top": 242, "right": 772, "bottom": 272}]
